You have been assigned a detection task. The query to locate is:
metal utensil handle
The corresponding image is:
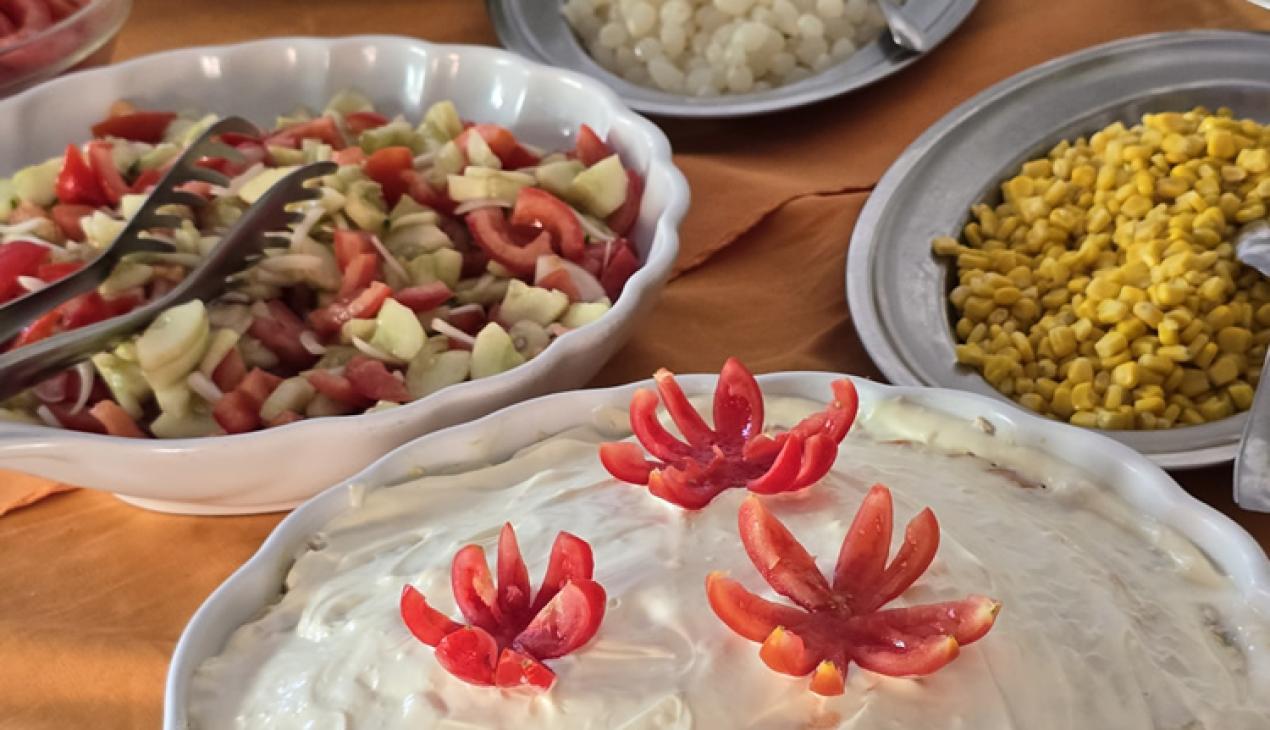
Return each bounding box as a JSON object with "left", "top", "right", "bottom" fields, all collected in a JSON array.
[
  {"left": 0, "top": 163, "right": 335, "bottom": 401},
  {"left": 0, "top": 117, "right": 260, "bottom": 344},
  {"left": 1234, "top": 344, "right": 1270, "bottom": 512}
]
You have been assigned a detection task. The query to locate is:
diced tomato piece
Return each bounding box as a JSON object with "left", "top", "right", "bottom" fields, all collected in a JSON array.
[
  {"left": 338, "top": 252, "right": 381, "bottom": 299},
  {"left": 89, "top": 400, "right": 146, "bottom": 438},
  {"left": 460, "top": 247, "right": 488, "bottom": 278},
  {"left": 45, "top": 402, "right": 105, "bottom": 434},
  {"left": 493, "top": 648, "right": 556, "bottom": 691},
  {"left": 34, "top": 260, "right": 81, "bottom": 282},
  {"left": 248, "top": 300, "right": 317, "bottom": 368},
  {"left": 465, "top": 208, "right": 552, "bottom": 276},
  {"left": 305, "top": 369, "right": 369, "bottom": 407},
  {"left": 536, "top": 267, "right": 582, "bottom": 301},
  {"left": 434, "top": 626, "right": 498, "bottom": 686},
  {"left": 58, "top": 292, "right": 112, "bottom": 329},
  {"left": 574, "top": 123, "right": 614, "bottom": 167},
  {"left": 331, "top": 147, "right": 366, "bottom": 166},
  {"left": 87, "top": 142, "right": 128, "bottom": 206},
  {"left": 345, "top": 111, "right": 389, "bottom": 135},
  {"left": 0, "top": 240, "right": 50, "bottom": 302},
  {"left": 401, "top": 170, "right": 456, "bottom": 216},
  {"left": 265, "top": 115, "right": 346, "bottom": 150},
  {"left": 211, "top": 347, "right": 247, "bottom": 392},
  {"left": 393, "top": 282, "right": 453, "bottom": 312},
  {"left": 308, "top": 281, "right": 392, "bottom": 335},
  {"left": 344, "top": 356, "right": 410, "bottom": 403},
  {"left": 455, "top": 124, "right": 539, "bottom": 169},
  {"left": 128, "top": 168, "right": 161, "bottom": 194},
  {"left": 9, "top": 308, "right": 61, "bottom": 349},
  {"left": 90, "top": 111, "right": 177, "bottom": 143},
  {"left": 265, "top": 410, "right": 303, "bottom": 427},
  {"left": 212, "top": 390, "right": 261, "bottom": 434},
  {"left": 443, "top": 303, "right": 487, "bottom": 336},
  {"left": 605, "top": 170, "right": 642, "bottom": 237},
  {"left": 512, "top": 579, "right": 606, "bottom": 660},
  {"left": 510, "top": 188, "right": 585, "bottom": 262},
  {"left": 49, "top": 204, "right": 95, "bottom": 241},
  {"left": 400, "top": 584, "right": 462, "bottom": 647},
  {"left": 236, "top": 367, "right": 284, "bottom": 408},
  {"left": 532, "top": 531, "right": 595, "bottom": 613},
  {"left": 333, "top": 229, "right": 375, "bottom": 270},
  {"left": 55, "top": 144, "right": 106, "bottom": 207},
  {"left": 363, "top": 146, "right": 414, "bottom": 206},
  {"left": 600, "top": 238, "right": 640, "bottom": 300}
]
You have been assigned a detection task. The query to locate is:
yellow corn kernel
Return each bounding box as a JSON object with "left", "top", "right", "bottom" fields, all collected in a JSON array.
[
  {"left": 1199, "top": 394, "right": 1233, "bottom": 421},
  {"left": 993, "top": 287, "right": 1023, "bottom": 306},
  {"left": 1115, "top": 319, "right": 1147, "bottom": 341},
  {"left": 1069, "top": 411, "right": 1099, "bottom": 428},
  {"left": 1095, "top": 298, "right": 1129, "bottom": 324},
  {"left": 1236, "top": 147, "right": 1269, "bottom": 173},
  {"left": 1198, "top": 276, "right": 1229, "bottom": 302},
  {"left": 932, "top": 236, "right": 962, "bottom": 255},
  {"left": 983, "top": 355, "right": 1016, "bottom": 387},
  {"left": 1158, "top": 318, "right": 1180, "bottom": 345},
  {"left": 1071, "top": 382, "right": 1096, "bottom": 409},
  {"left": 1157, "top": 345, "right": 1190, "bottom": 362},
  {"left": 1155, "top": 279, "right": 1189, "bottom": 306},
  {"left": 1104, "top": 384, "right": 1126, "bottom": 410},
  {"left": 1052, "top": 385, "right": 1075, "bottom": 419},
  {"left": 1140, "top": 353, "right": 1175, "bottom": 375},
  {"left": 1216, "top": 326, "right": 1251, "bottom": 354},
  {"left": 1112, "top": 362, "right": 1141, "bottom": 389},
  {"left": 1208, "top": 355, "right": 1241, "bottom": 386},
  {"left": 1047, "top": 326, "right": 1077, "bottom": 358},
  {"left": 1132, "top": 301, "right": 1164, "bottom": 328},
  {"left": 1205, "top": 305, "right": 1236, "bottom": 331},
  {"left": 1178, "top": 368, "right": 1211, "bottom": 398},
  {"left": 1096, "top": 408, "right": 1135, "bottom": 430},
  {"left": 1229, "top": 382, "right": 1254, "bottom": 410},
  {"left": 1193, "top": 341, "right": 1220, "bottom": 369},
  {"left": 963, "top": 296, "right": 994, "bottom": 322},
  {"left": 1181, "top": 407, "right": 1205, "bottom": 425},
  {"left": 1134, "top": 396, "right": 1167, "bottom": 415},
  {"left": 1036, "top": 377, "right": 1058, "bottom": 400},
  {"left": 1094, "top": 331, "right": 1128, "bottom": 359},
  {"left": 1067, "top": 357, "right": 1095, "bottom": 384},
  {"left": 1018, "top": 392, "right": 1046, "bottom": 413},
  {"left": 955, "top": 344, "right": 985, "bottom": 367}
]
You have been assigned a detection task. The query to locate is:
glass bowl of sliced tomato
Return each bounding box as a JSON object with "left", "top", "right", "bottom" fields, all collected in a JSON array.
[{"left": 0, "top": 0, "right": 131, "bottom": 97}]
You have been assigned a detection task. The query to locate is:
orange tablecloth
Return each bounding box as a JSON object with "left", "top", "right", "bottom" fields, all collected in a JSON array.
[{"left": 2, "top": 0, "right": 1270, "bottom": 727}]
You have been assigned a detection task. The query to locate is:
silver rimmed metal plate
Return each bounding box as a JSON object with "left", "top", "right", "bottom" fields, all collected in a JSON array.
[
  {"left": 487, "top": 0, "right": 977, "bottom": 118},
  {"left": 846, "top": 30, "right": 1270, "bottom": 470}
]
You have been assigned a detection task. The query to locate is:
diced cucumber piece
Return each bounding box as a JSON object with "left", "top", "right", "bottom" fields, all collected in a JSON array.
[
  {"left": 305, "top": 393, "right": 346, "bottom": 418},
  {"left": 314, "top": 345, "right": 358, "bottom": 371},
  {"left": 446, "top": 168, "right": 534, "bottom": 205},
  {"left": 99, "top": 261, "right": 154, "bottom": 297},
  {"left": 389, "top": 194, "right": 431, "bottom": 222},
  {"left": 325, "top": 89, "right": 375, "bottom": 116},
  {"left": 119, "top": 193, "right": 148, "bottom": 221},
  {"left": 153, "top": 383, "right": 193, "bottom": 418},
  {"left": 499, "top": 279, "right": 568, "bottom": 326},
  {"left": 302, "top": 138, "right": 333, "bottom": 163},
  {"left": 203, "top": 196, "right": 246, "bottom": 230},
  {"left": 567, "top": 154, "right": 628, "bottom": 218},
  {"left": 197, "top": 328, "right": 241, "bottom": 377},
  {"left": 407, "top": 248, "right": 463, "bottom": 289},
  {"left": 151, "top": 409, "right": 220, "bottom": 438},
  {"left": 369, "top": 298, "right": 425, "bottom": 361},
  {"left": 275, "top": 106, "right": 314, "bottom": 129},
  {"left": 454, "top": 275, "right": 508, "bottom": 306},
  {"left": 114, "top": 341, "right": 139, "bottom": 362},
  {"left": 340, "top": 318, "right": 377, "bottom": 345},
  {"left": 385, "top": 223, "right": 451, "bottom": 260},
  {"left": 111, "top": 141, "right": 145, "bottom": 175},
  {"left": 470, "top": 322, "right": 525, "bottom": 379},
  {"left": 406, "top": 348, "right": 471, "bottom": 399},
  {"left": 343, "top": 179, "right": 387, "bottom": 233},
  {"left": 508, "top": 320, "right": 549, "bottom": 358},
  {"left": 82, "top": 211, "right": 126, "bottom": 249},
  {"left": 137, "top": 300, "right": 210, "bottom": 381},
  {"left": 12, "top": 157, "right": 61, "bottom": 207},
  {"left": 561, "top": 300, "right": 612, "bottom": 329},
  {"left": 430, "top": 140, "right": 465, "bottom": 184},
  {"left": 239, "top": 335, "right": 279, "bottom": 369},
  {"left": 359, "top": 119, "right": 425, "bottom": 155},
  {"left": 91, "top": 353, "right": 151, "bottom": 419},
  {"left": 535, "top": 159, "right": 585, "bottom": 199},
  {"left": 138, "top": 143, "right": 180, "bottom": 171},
  {"left": 464, "top": 132, "right": 502, "bottom": 169},
  {"left": 170, "top": 113, "right": 220, "bottom": 147},
  {"left": 419, "top": 100, "right": 463, "bottom": 149},
  {"left": 268, "top": 145, "right": 305, "bottom": 166},
  {"left": 260, "top": 376, "right": 316, "bottom": 422},
  {"left": 239, "top": 166, "right": 299, "bottom": 205}
]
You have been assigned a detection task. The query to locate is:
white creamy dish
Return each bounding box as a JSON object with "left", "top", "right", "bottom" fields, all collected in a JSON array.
[{"left": 188, "top": 397, "right": 1270, "bottom": 729}]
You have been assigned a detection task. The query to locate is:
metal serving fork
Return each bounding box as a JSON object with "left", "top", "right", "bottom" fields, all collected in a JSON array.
[{"left": 0, "top": 141, "right": 335, "bottom": 399}]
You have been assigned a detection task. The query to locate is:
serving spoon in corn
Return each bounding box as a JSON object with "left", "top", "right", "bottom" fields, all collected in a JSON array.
[{"left": 1234, "top": 220, "right": 1270, "bottom": 512}]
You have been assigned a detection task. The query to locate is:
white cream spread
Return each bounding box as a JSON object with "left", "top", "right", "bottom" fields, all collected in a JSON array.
[{"left": 188, "top": 397, "right": 1270, "bottom": 729}]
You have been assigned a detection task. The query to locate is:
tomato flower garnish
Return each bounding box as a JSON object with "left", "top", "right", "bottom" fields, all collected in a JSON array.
[
  {"left": 598, "top": 358, "right": 859, "bottom": 509},
  {"left": 706, "top": 488, "right": 1000, "bottom": 695},
  {"left": 400, "top": 524, "right": 607, "bottom": 692}
]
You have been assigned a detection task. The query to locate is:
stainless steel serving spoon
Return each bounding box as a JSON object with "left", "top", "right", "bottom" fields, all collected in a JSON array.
[
  {"left": 877, "top": 0, "right": 929, "bottom": 54},
  {"left": 1234, "top": 220, "right": 1270, "bottom": 512}
]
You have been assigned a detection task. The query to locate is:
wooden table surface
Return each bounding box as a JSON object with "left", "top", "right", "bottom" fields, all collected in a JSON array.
[{"left": 0, "top": 0, "right": 1268, "bottom": 728}]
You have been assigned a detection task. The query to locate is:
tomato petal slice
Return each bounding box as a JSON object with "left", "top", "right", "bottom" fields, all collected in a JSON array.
[
  {"left": 533, "top": 532, "right": 595, "bottom": 613},
  {"left": 862, "top": 508, "right": 940, "bottom": 613},
  {"left": 497, "top": 523, "right": 532, "bottom": 625},
  {"left": 451, "top": 544, "right": 502, "bottom": 635},
  {"left": 737, "top": 496, "right": 835, "bottom": 611},
  {"left": 652, "top": 368, "right": 715, "bottom": 450},
  {"left": 745, "top": 432, "right": 805, "bottom": 494},
  {"left": 494, "top": 647, "right": 557, "bottom": 691},
  {"left": 847, "top": 596, "right": 1001, "bottom": 647},
  {"left": 809, "top": 660, "right": 846, "bottom": 696},
  {"left": 850, "top": 635, "right": 959, "bottom": 678},
  {"left": 400, "top": 584, "right": 462, "bottom": 647},
  {"left": 790, "top": 433, "right": 837, "bottom": 490},
  {"left": 833, "top": 484, "right": 893, "bottom": 602},
  {"left": 434, "top": 626, "right": 499, "bottom": 686},
  {"left": 514, "top": 579, "right": 606, "bottom": 660},
  {"left": 628, "top": 388, "right": 694, "bottom": 463},
  {"left": 714, "top": 357, "right": 764, "bottom": 447},
  {"left": 598, "top": 441, "right": 655, "bottom": 485},
  {"left": 705, "top": 571, "right": 806, "bottom": 643},
  {"left": 759, "top": 626, "right": 822, "bottom": 677}
]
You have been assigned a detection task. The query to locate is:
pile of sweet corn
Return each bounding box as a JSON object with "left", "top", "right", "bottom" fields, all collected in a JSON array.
[{"left": 933, "top": 107, "right": 1270, "bottom": 430}]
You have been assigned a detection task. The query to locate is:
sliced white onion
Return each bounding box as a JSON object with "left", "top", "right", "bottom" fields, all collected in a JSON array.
[
  {"left": 0, "top": 218, "right": 49, "bottom": 236},
  {"left": 520, "top": 142, "right": 547, "bottom": 158},
  {"left": 258, "top": 254, "right": 324, "bottom": 274},
  {"left": 16, "top": 275, "right": 47, "bottom": 293},
  {"left": 69, "top": 361, "right": 95, "bottom": 415},
  {"left": 369, "top": 234, "right": 411, "bottom": 283},
  {"left": 36, "top": 405, "right": 61, "bottom": 429},
  {"left": 299, "top": 330, "right": 327, "bottom": 356},
  {"left": 290, "top": 204, "right": 326, "bottom": 250},
  {"left": 429, "top": 318, "right": 477, "bottom": 347},
  {"left": 209, "top": 303, "right": 254, "bottom": 333},
  {"left": 453, "top": 198, "right": 514, "bottom": 216},
  {"left": 186, "top": 371, "right": 224, "bottom": 404},
  {"left": 352, "top": 336, "right": 404, "bottom": 365},
  {"left": 412, "top": 151, "right": 436, "bottom": 168},
  {"left": 576, "top": 211, "right": 617, "bottom": 242},
  {"left": 218, "top": 292, "right": 252, "bottom": 305}
]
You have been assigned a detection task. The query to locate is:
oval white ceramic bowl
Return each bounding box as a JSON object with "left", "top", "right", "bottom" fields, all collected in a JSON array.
[
  {"left": 0, "top": 36, "right": 689, "bottom": 514},
  {"left": 164, "top": 372, "right": 1270, "bottom": 728}
]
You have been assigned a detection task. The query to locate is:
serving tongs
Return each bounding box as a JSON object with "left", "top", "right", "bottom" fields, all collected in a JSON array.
[{"left": 0, "top": 117, "right": 335, "bottom": 400}]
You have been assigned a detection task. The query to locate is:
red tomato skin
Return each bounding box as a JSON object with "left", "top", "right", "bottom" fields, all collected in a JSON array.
[
  {"left": 510, "top": 188, "right": 585, "bottom": 262},
  {"left": 333, "top": 229, "right": 376, "bottom": 270},
  {"left": 401, "top": 170, "right": 457, "bottom": 216},
  {"left": 49, "top": 204, "right": 95, "bottom": 241},
  {"left": 236, "top": 368, "right": 284, "bottom": 408},
  {"left": 455, "top": 124, "right": 539, "bottom": 169},
  {"left": 338, "top": 253, "right": 381, "bottom": 299},
  {"left": 265, "top": 116, "right": 347, "bottom": 150},
  {"left": 392, "top": 282, "right": 453, "bottom": 312},
  {"left": 345, "top": 111, "right": 389, "bottom": 135},
  {"left": 211, "top": 347, "right": 248, "bottom": 392},
  {"left": 308, "top": 281, "right": 392, "bottom": 335},
  {"left": 600, "top": 239, "right": 640, "bottom": 300},
  {"left": 46, "top": 402, "right": 106, "bottom": 434},
  {"left": 89, "top": 400, "right": 146, "bottom": 438},
  {"left": 248, "top": 301, "right": 317, "bottom": 369},
  {"left": 574, "top": 124, "right": 614, "bottom": 167},
  {"left": 90, "top": 111, "right": 177, "bottom": 143},
  {"left": 86, "top": 142, "right": 128, "bottom": 206},
  {"left": 0, "top": 240, "right": 50, "bottom": 302},
  {"left": 345, "top": 356, "right": 410, "bottom": 403},
  {"left": 465, "top": 208, "right": 552, "bottom": 276},
  {"left": 305, "top": 370, "right": 370, "bottom": 408},
  {"left": 363, "top": 146, "right": 414, "bottom": 206},
  {"left": 9, "top": 308, "right": 60, "bottom": 349},
  {"left": 605, "top": 170, "right": 643, "bottom": 237},
  {"left": 55, "top": 144, "right": 107, "bottom": 207},
  {"left": 212, "top": 390, "right": 260, "bottom": 434}
]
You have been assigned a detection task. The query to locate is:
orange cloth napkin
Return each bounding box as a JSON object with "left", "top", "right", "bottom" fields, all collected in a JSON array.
[{"left": 2, "top": 0, "right": 1270, "bottom": 727}]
